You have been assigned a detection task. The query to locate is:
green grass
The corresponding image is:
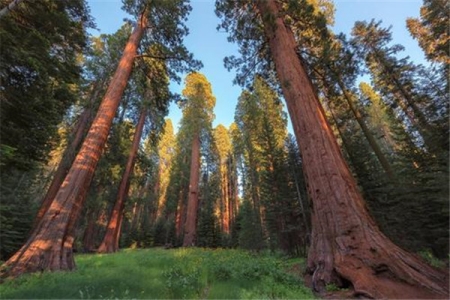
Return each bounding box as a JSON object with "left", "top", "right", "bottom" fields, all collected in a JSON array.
[{"left": 0, "top": 248, "right": 315, "bottom": 299}]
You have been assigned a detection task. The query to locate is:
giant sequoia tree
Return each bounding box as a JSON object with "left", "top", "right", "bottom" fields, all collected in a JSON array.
[
  {"left": 33, "top": 26, "right": 132, "bottom": 229},
  {"left": 213, "top": 124, "right": 232, "bottom": 235},
  {"left": 216, "top": 0, "right": 448, "bottom": 298},
  {"left": 2, "top": 0, "right": 199, "bottom": 277},
  {"left": 98, "top": 43, "right": 173, "bottom": 253},
  {"left": 180, "top": 72, "right": 216, "bottom": 247}
]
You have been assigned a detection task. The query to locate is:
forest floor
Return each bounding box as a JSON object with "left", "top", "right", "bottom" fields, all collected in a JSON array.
[{"left": 0, "top": 247, "right": 316, "bottom": 299}]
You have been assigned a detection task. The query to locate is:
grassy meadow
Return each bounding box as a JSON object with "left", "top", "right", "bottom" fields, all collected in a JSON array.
[{"left": 0, "top": 248, "right": 315, "bottom": 299}]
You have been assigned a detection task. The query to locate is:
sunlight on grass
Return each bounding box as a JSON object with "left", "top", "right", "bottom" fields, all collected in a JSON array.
[{"left": 0, "top": 248, "right": 315, "bottom": 299}]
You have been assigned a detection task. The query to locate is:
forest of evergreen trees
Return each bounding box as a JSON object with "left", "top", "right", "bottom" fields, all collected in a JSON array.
[{"left": 0, "top": 0, "right": 448, "bottom": 298}]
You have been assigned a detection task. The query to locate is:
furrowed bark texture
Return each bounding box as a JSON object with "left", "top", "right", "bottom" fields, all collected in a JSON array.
[
  {"left": 34, "top": 81, "right": 102, "bottom": 228},
  {"left": 82, "top": 209, "right": 97, "bottom": 252},
  {"left": 98, "top": 108, "right": 147, "bottom": 253},
  {"left": 256, "top": 0, "right": 448, "bottom": 298},
  {"left": 1, "top": 14, "right": 148, "bottom": 277},
  {"left": 175, "top": 186, "right": 187, "bottom": 239},
  {"left": 221, "top": 164, "right": 230, "bottom": 234},
  {"left": 183, "top": 133, "right": 201, "bottom": 246}
]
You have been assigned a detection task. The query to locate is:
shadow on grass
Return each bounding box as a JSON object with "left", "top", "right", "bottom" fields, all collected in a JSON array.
[{"left": 0, "top": 248, "right": 315, "bottom": 299}]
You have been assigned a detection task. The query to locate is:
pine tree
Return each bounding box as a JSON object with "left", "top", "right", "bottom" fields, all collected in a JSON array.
[
  {"left": 351, "top": 20, "right": 447, "bottom": 157},
  {"left": 0, "top": 0, "right": 92, "bottom": 171},
  {"left": 406, "top": 0, "right": 449, "bottom": 64},
  {"left": 0, "top": 0, "right": 91, "bottom": 262}
]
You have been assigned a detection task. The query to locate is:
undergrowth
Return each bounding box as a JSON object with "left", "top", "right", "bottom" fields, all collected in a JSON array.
[{"left": 0, "top": 248, "right": 315, "bottom": 299}]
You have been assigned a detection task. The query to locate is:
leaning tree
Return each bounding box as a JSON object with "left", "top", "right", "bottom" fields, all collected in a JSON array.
[
  {"left": 216, "top": 0, "right": 448, "bottom": 298},
  {"left": 2, "top": 0, "right": 200, "bottom": 277}
]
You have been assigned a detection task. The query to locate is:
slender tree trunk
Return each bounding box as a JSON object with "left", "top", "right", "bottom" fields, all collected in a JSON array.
[
  {"left": 98, "top": 108, "right": 147, "bottom": 253},
  {"left": 327, "top": 102, "right": 362, "bottom": 172},
  {"left": 1, "top": 13, "right": 148, "bottom": 277},
  {"left": 290, "top": 163, "right": 310, "bottom": 234},
  {"left": 0, "top": 0, "right": 24, "bottom": 19},
  {"left": 221, "top": 165, "right": 230, "bottom": 234},
  {"left": 229, "top": 155, "right": 239, "bottom": 225},
  {"left": 132, "top": 175, "right": 151, "bottom": 230},
  {"left": 33, "top": 81, "right": 102, "bottom": 228},
  {"left": 370, "top": 51, "right": 443, "bottom": 152},
  {"left": 333, "top": 75, "right": 395, "bottom": 181},
  {"left": 175, "top": 188, "right": 186, "bottom": 239},
  {"left": 256, "top": 1, "right": 448, "bottom": 298},
  {"left": 227, "top": 169, "right": 234, "bottom": 230},
  {"left": 183, "top": 133, "right": 201, "bottom": 246},
  {"left": 82, "top": 209, "right": 98, "bottom": 252}
]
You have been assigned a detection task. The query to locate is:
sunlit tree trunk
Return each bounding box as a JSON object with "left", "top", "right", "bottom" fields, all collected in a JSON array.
[
  {"left": 256, "top": 1, "right": 448, "bottom": 298},
  {"left": 183, "top": 133, "right": 201, "bottom": 246},
  {"left": 33, "top": 81, "right": 102, "bottom": 228},
  {"left": 332, "top": 75, "right": 395, "bottom": 181},
  {"left": 1, "top": 13, "right": 148, "bottom": 277},
  {"left": 98, "top": 108, "right": 147, "bottom": 253},
  {"left": 228, "top": 154, "right": 239, "bottom": 227},
  {"left": 219, "top": 163, "right": 230, "bottom": 234}
]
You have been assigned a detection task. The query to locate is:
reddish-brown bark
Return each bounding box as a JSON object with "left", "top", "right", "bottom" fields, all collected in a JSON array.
[
  {"left": 256, "top": 1, "right": 448, "bottom": 298},
  {"left": 1, "top": 13, "right": 148, "bottom": 277},
  {"left": 82, "top": 208, "right": 98, "bottom": 252},
  {"left": 130, "top": 176, "right": 151, "bottom": 231},
  {"left": 183, "top": 133, "right": 201, "bottom": 246},
  {"left": 175, "top": 188, "right": 186, "bottom": 239},
  {"left": 227, "top": 155, "right": 239, "bottom": 228},
  {"left": 98, "top": 108, "right": 147, "bottom": 253},
  {"left": 221, "top": 165, "right": 230, "bottom": 234},
  {"left": 34, "top": 81, "right": 103, "bottom": 228}
]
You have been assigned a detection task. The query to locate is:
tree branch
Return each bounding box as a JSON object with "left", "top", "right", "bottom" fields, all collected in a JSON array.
[
  {"left": 0, "top": 0, "right": 25, "bottom": 19},
  {"left": 135, "top": 54, "right": 183, "bottom": 61}
]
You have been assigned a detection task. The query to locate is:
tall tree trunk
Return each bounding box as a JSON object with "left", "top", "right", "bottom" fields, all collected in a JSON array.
[
  {"left": 98, "top": 108, "right": 147, "bottom": 253},
  {"left": 131, "top": 175, "right": 151, "bottom": 230},
  {"left": 290, "top": 163, "right": 310, "bottom": 235},
  {"left": 33, "top": 81, "right": 102, "bottom": 228},
  {"left": 228, "top": 155, "right": 239, "bottom": 228},
  {"left": 82, "top": 208, "right": 98, "bottom": 252},
  {"left": 256, "top": 1, "right": 448, "bottom": 298},
  {"left": 1, "top": 13, "right": 148, "bottom": 277},
  {"left": 183, "top": 133, "right": 201, "bottom": 246},
  {"left": 370, "top": 50, "right": 443, "bottom": 153},
  {"left": 332, "top": 75, "right": 395, "bottom": 181},
  {"left": 175, "top": 188, "right": 186, "bottom": 240},
  {"left": 221, "top": 165, "right": 230, "bottom": 234}
]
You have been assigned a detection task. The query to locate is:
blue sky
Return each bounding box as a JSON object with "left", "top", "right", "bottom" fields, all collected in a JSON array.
[{"left": 87, "top": 0, "right": 425, "bottom": 132}]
